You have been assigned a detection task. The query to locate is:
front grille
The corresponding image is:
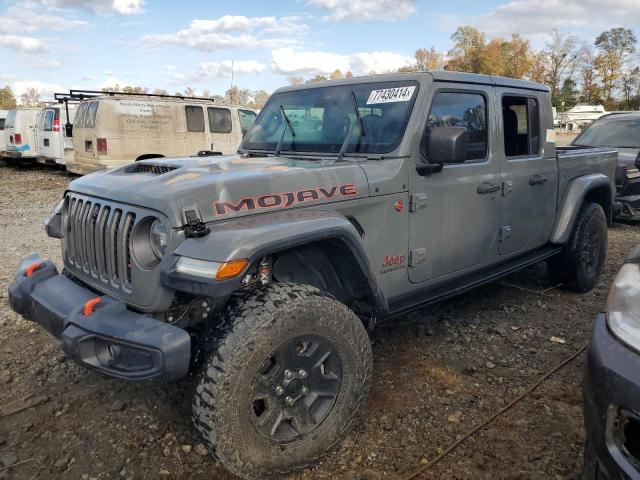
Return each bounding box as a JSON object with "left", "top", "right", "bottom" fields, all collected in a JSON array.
[
  {"left": 129, "top": 163, "right": 177, "bottom": 175},
  {"left": 65, "top": 195, "right": 136, "bottom": 291}
]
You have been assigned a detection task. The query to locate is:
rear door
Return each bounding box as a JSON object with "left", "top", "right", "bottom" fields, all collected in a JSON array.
[
  {"left": 184, "top": 105, "right": 208, "bottom": 155},
  {"left": 39, "top": 108, "right": 59, "bottom": 159},
  {"left": 408, "top": 84, "right": 502, "bottom": 283},
  {"left": 207, "top": 107, "right": 233, "bottom": 154},
  {"left": 496, "top": 90, "right": 557, "bottom": 255}
]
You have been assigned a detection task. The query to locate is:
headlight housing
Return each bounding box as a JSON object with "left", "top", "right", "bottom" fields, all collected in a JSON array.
[
  {"left": 607, "top": 263, "right": 640, "bottom": 352},
  {"left": 149, "top": 219, "right": 168, "bottom": 260}
]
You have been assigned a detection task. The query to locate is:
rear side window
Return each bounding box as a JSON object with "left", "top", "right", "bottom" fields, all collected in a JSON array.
[
  {"left": 238, "top": 109, "right": 257, "bottom": 135},
  {"left": 185, "top": 106, "right": 205, "bottom": 132},
  {"left": 84, "top": 101, "right": 99, "bottom": 128},
  {"left": 43, "top": 109, "right": 55, "bottom": 131},
  {"left": 5, "top": 110, "right": 15, "bottom": 129},
  {"left": 502, "top": 96, "right": 540, "bottom": 157},
  {"left": 0, "top": 118, "right": 4, "bottom": 130},
  {"left": 75, "top": 103, "right": 87, "bottom": 127},
  {"left": 207, "top": 107, "right": 232, "bottom": 134},
  {"left": 424, "top": 92, "right": 488, "bottom": 161}
]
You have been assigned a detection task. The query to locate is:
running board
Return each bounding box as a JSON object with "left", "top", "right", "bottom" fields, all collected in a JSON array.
[{"left": 385, "top": 246, "right": 562, "bottom": 320}]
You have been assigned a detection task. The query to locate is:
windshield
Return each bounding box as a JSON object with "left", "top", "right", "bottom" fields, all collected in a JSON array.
[
  {"left": 574, "top": 116, "right": 640, "bottom": 148},
  {"left": 242, "top": 81, "right": 419, "bottom": 155}
]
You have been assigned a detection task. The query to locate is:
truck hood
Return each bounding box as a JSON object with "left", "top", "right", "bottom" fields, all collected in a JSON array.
[{"left": 68, "top": 155, "right": 370, "bottom": 228}]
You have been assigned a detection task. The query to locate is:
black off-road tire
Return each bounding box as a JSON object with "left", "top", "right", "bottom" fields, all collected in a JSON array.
[
  {"left": 548, "top": 202, "right": 607, "bottom": 293},
  {"left": 192, "top": 283, "right": 373, "bottom": 480}
]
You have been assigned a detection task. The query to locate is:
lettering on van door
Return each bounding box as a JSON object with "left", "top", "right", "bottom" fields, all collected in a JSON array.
[{"left": 116, "top": 101, "right": 173, "bottom": 131}]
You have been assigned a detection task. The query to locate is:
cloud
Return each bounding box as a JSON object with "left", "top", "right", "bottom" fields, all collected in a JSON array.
[
  {"left": 0, "top": 34, "right": 47, "bottom": 53},
  {"left": 0, "top": 4, "right": 88, "bottom": 32},
  {"left": 271, "top": 48, "right": 414, "bottom": 75},
  {"left": 140, "top": 15, "right": 307, "bottom": 52},
  {"left": 465, "top": 0, "right": 640, "bottom": 44},
  {"left": 309, "top": 0, "right": 417, "bottom": 21},
  {"left": 166, "top": 60, "right": 267, "bottom": 84},
  {"left": 11, "top": 80, "right": 66, "bottom": 99},
  {"left": 33, "top": 0, "right": 144, "bottom": 15}
]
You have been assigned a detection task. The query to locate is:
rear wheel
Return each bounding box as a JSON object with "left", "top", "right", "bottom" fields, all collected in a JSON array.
[
  {"left": 548, "top": 202, "right": 607, "bottom": 292},
  {"left": 192, "top": 283, "right": 373, "bottom": 479}
]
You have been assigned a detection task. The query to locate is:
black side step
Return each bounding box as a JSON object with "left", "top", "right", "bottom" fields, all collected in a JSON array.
[{"left": 385, "top": 245, "right": 562, "bottom": 320}]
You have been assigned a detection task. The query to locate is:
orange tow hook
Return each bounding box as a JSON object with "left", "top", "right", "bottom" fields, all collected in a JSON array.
[
  {"left": 24, "top": 262, "right": 42, "bottom": 277},
  {"left": 83, "top": 297, "right": 102, "bottom": 316}
]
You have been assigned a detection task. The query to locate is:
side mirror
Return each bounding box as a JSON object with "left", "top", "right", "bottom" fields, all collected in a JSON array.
[
  {"left": 425, "top": 126, "right": 469, "bottom": 164},
  {"left": 65, "top": 123, "right": 73, "bottom": 138}
]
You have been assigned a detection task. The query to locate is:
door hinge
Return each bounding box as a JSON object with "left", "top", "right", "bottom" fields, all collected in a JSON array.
[
  {"left": 409, "top": 193, "right": 428, "bottom": 213},
  {"left": 499, "top": 226, "right": 512, "bottom": 242},
  {"left": 502, "top": 181, "right": 514, "bottom": 196},
  {"left": 409, "top": 248, "right": 427, "bottom": 267}
]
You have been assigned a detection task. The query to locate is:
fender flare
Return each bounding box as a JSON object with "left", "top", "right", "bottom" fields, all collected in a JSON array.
[
  {"left": 165, "top": 209, "right": 388, "bottom": 314},
  {"left": 550, "top": 173, "right": 613, "bottom": 244}
]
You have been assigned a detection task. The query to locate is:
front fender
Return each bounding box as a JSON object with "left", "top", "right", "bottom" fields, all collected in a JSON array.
[
  {"left": 551, "top": 173, "right": 613, "bottom": 244},
  {"left": 164, "top": 209, "right": 387, "bottom": 313}
]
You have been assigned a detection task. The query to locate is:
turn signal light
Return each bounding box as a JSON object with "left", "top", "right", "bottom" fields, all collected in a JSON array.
[
  {"left": 14, "top": 133, "right": 22, "bottom": 145},
  {"left": 216, "top": 259, "right": 249, "bottom": 280},
  {"left": 97, "top": 138, "right": 108, "bottom": 155}
]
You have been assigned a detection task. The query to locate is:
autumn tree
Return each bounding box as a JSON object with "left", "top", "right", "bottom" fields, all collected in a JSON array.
[
  {"left": 0, "top": 86, "right": 17, "bottom": 109},
  {"left": 152, "top": 88, "right": 169, "bottom": 95},
  {"left": 225, "top": 86, "right": 252, "bottom": 105},
  {"left": 527, "top": 51, "right": 550, "bottom": 84},
  {"left": 621, "top": 67, "right": 640, "bottom": 109},
  {"left": 445, "top": 26, "right": 486, "bottom": 73},
  {"left": 250, "top": 90, "right": 270, "bottom": 110},
  {"left": 287, "top": 76, "right": 304, "bottom": 86},
  {"left": 20, "top": 88, "right": 41, "bottom": 106},
  {"left": 414, "top": 47, "right": 443, "bottom": 71},
  {"left": 594, "top": 27, "right": 637, "bottom": 108},
  {"left": 577, "top": 46, "right": 602, "bottom": 104},
  {"left": 329, "top": 69, "right": 344, "bottom": 80},
  {"left": 306, "top": 74, "right": 329, "bottom": 84}
]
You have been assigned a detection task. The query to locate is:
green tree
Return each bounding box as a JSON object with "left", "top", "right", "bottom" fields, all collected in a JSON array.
[
  {"left": 0, "top": 86, "right": 17, "bottom": 109},
  {"left": 306, "top": 74, "right": 329, "bottom": 84},
  {"left": 557, "top": 78, "right": 578, "bottom": 109},
  {"left": 594, "top": 27, "right": 637, "bottom": 108},
  {"left": 544, "top": 30, "right": 580, "bottom": 104}
]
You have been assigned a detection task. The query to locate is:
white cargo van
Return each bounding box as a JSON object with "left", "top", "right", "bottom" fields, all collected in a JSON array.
[
  {"left": 3, "top": 108, "right": 40, "bottom": 163},
  {"left": 0, "top": 109, "right": 8, "bottom": 155},
  {"left": 65, "top": 92, "right": 258, "bottom": 175},
  {"left": 36, "top": 104, "right": 77, "bottom": 166}
]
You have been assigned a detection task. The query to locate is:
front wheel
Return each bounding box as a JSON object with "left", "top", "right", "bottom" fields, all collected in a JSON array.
[
  {"left": 548, "top": 202, "right": 608, "bottom": 293},
  {"left": 192, "top": 283, "right": 373, "bottom": 480}
]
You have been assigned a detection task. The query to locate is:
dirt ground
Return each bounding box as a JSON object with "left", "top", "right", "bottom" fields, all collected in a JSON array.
[{"left": 0, "top": 163, "right": 638, "bottom": 480}]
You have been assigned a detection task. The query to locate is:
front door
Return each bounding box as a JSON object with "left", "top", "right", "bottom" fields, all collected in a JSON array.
[
  {"left": 496, "top": 90, "right": 558, "bottom": 255},
  {"left": 408, "top": 84, "right": 502, "bottom": 284}
]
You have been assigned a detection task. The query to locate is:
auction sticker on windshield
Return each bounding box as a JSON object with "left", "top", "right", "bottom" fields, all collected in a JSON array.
[{"left": 367, "top": 86, "right": 416, "bottom": 105}]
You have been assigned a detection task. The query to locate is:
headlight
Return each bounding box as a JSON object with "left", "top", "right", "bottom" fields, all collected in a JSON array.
[
  {"left": 607, "top": 263, "right": 640, "bottom": 351},
  {"left": 149, "top": 219, "right": 168, "bottom": 260}
]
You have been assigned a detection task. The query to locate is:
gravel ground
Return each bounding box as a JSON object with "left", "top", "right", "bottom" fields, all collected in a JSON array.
[{"left": 0, "top": 164, "right": 638, "bottom": 480}]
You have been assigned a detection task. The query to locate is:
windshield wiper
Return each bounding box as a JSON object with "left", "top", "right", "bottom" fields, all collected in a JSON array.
[
  {"left": 337, "top": 92, "right": 366, "bottom": 161},
  {"left": 275, "top": 106, "right": 295, "bottom": 157}
]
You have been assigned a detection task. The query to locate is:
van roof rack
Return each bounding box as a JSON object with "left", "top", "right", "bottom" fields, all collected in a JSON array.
[{"left": 65, "top": 89, "right": 215, "bottom": 102}]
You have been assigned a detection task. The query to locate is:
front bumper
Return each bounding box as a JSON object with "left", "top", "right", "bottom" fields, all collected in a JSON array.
[
  {"left": 8, "top": 256, "right": 191, "bottom": 381},
  {"left": 616, "top": 178, "right": 640, "bottom": 220},
  {"left": 584, "top": 313, "right": 640, "bottom": 479}
]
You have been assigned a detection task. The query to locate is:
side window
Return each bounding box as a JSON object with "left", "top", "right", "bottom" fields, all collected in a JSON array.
[
  {"left": 44, "top": 110, "right": 55, "bottom": 131},
  {"left": 185, "top": 106, "right": 205, "bottom": 132},
  {"left": 502, "top": 96, "right": 540, "bottom": 157},
  {"left": 238, "top": 109, "right": 257, "bottom": 135},
  {"left": 423, "top": 92, "right": 488, "bottom": 161},
  {"left": 0, "top": 118, "right": 4, "bottom": 130},
  {"left": 207, "top": 107, "right": 232, "bottom": 134},
  {"left": 84, "top": 101, "right": 99, "bottom": 128}
]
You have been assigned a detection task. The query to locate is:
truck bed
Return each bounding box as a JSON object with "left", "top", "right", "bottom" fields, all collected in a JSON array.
[{"left": 556, "top": 146, "right": 618, "bottom": 205}]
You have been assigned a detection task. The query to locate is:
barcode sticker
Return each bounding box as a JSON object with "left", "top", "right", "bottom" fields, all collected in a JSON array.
[{"left": 366, "top": 86, "right": 416, "bottom": 105}]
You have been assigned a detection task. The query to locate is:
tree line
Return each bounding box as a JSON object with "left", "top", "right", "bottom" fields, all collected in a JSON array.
[
  {"left": 0, "top": 26, "right": 637, "bottom": 111},
  {"left": 291, "top": 26, "right": 639, "bottom": 111}
]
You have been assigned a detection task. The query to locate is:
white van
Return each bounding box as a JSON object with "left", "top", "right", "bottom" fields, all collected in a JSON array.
[
  {"left": 66, "top": 94, "right": 258, "bottom": 175},
  {"left": 0, "top": 109, "right": 8, "bottom": 155},
  {"left": 3, "top": 108, "right": 41, "bottom": 163},
  {"left": 36, "top": 104, "right": 77, "bottom": 166}
]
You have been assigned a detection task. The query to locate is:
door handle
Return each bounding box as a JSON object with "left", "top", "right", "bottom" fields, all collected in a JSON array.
[
  {"left": 529, "top": 175, "right": 548, "bottom": 186},
  {"left": 477, "top": 182, "right": 500, "bottom": 195}
]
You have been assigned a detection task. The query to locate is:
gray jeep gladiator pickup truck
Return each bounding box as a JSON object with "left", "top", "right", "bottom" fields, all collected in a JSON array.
[{"left": 9, "top": 72, "right": 616, "bottom": 479}]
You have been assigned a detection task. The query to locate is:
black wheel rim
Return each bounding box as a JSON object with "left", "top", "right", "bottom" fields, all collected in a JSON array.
[
  {"left": 249, "top": 335, "right": 342, "bottom": 444},
  {"left": 582, "top": 222, "right": 602, "bottom": 275}
]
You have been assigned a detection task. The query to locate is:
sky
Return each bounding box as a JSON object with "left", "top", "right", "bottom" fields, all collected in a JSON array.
[{"left": 0, "top": 0, "right": 639, "bottom": 101}]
